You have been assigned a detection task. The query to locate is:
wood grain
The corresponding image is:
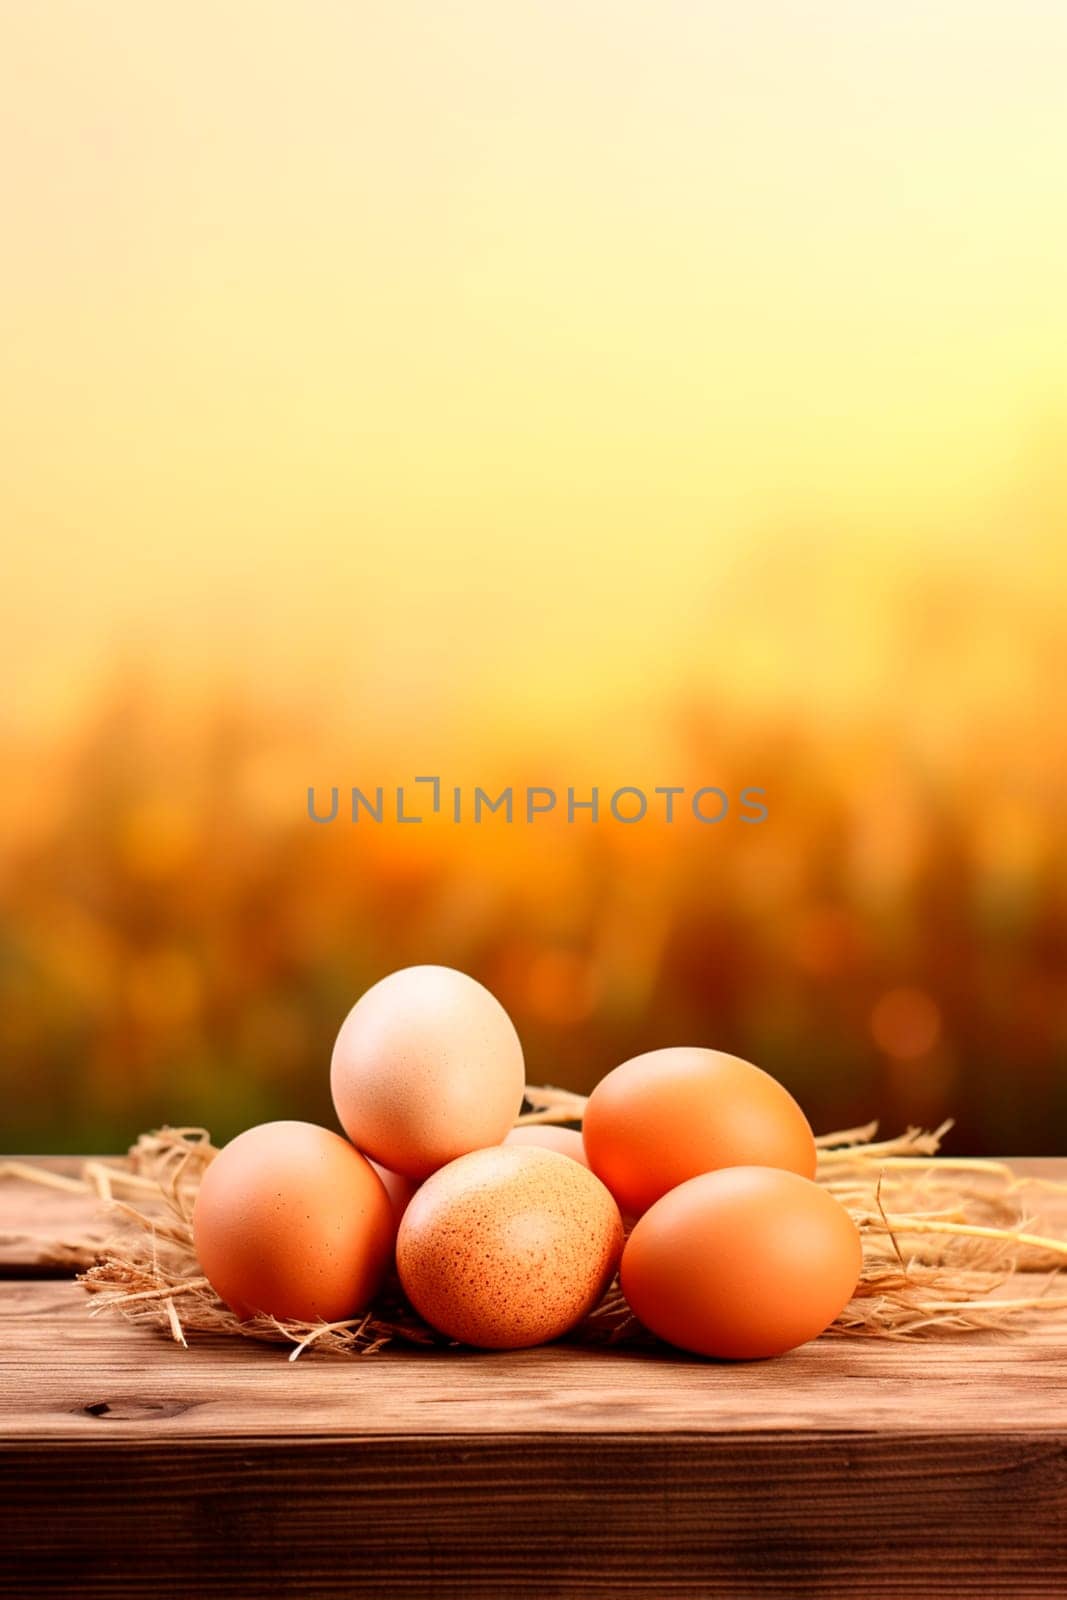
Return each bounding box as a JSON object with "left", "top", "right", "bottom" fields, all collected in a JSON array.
[
  {"left": 2, "top": 1157, "right": 1066, "bottom": 1597},
  {"left": 3, "top": 1280, "right": 1067, "bottom": 1439},
  {"left": 2, "top": 1431, "right": 1066, "bottom": 1598},
  {"left": 0, "top": 1157, "right": 124, "bottom": 1273}
]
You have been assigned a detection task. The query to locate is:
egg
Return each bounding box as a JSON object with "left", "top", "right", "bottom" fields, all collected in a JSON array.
[
  {"left": 583, "top": 1046, "right": 817, "bottom": 1216},
  {"left": 330, "top": 965, "right": 526, "bottom": 1179},
  {"left": 397, "top": 1145, "right": 623, "bottom": 1349},
  {"left": 192, "top": 1121, "right": 393, "bottom": 1323},
  {"left": 503, "top": 1124, "right": 589, "bottom": 1166},
  {"left": 621, "top": 1165, "right": 862, "bottom": 1359},
  {"left": 368, "top": 1158, "right": 420, "bottom": 1233}
]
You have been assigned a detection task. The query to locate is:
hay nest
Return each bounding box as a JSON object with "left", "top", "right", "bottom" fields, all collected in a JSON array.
[{"left": 16, "top": 1087, "right": 1067, "bottom": 1358}]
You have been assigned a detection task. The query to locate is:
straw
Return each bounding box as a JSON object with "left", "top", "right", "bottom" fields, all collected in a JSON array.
[{"left": 6, "top": 1086, "right": 1065, "bottom": 1356}]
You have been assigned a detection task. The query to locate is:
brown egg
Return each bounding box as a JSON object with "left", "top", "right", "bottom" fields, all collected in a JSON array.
[
  {"left": 368, "top": 1158, "right": 420, "bottom": 1234},
  {"left": 583, "top": 1046, "right": 817, "bottom": 1216},
  {"left": 397, "top": 1145, "right": 623, "bottom": 1349},
  {"left": 621, "top": 1165, "right": 863, "bottom": 1359},
  {"left": 503, "top": 1124, "right": 589, "bottom": 1167},
  {"left": 192, "top": 1121, "right": 393, "bottom": 1323},
  {"left": 330, "top": 965, "right": 526, "bottom": 1179}
]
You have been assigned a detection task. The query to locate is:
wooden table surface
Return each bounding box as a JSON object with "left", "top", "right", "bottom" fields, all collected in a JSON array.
[{"left": 2, "top": 1157, "right": 1066, "bottom": 1599}]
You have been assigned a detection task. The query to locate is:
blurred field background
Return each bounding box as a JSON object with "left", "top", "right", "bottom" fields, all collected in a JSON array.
[{"left": 2, "top": 3, "right": 1066, "bottom": 1153}]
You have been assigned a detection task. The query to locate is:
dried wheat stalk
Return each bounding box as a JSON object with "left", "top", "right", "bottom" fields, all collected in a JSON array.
[{"left": 5, "top": 1088, "right": 1066, "bottom": 1357}]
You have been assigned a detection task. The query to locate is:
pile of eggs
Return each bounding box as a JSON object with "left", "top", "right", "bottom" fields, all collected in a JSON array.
[{"left": 193, "top": 965, "right": 862, "bottom": 1360}]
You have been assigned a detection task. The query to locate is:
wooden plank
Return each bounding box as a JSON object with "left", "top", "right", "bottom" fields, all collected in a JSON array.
[
  {"left": 2, "top": 1280, "right": 1067, "bottom": 1440},
  {"left": 0, "top": 1158, "right": 125, "bottom": 1274},
  {"left": 1, "top": 1430, "right": 1065, "bottom": 1598},
  {"left": 3, "top": 1158, "right": 1067, "bottom": 1597}
]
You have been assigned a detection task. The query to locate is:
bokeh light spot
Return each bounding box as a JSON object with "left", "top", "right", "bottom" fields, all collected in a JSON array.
[
  {"left": 525, "top": 950, "right": 598, "bottom": 1028},
  {"left": 870, "top": 987, "right": 942, "bottom": 1061}
]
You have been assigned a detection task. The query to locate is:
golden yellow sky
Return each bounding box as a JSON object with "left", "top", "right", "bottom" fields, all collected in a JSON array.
[{"left": 3, "top": 3, "right": 1066, "bottom": 755}]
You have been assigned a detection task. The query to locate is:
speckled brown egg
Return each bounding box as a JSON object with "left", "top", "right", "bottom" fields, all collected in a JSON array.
[
  {"left": 504, "top": 1124, "right": 589, "bottom": 1167},
  {"left": 330, "top": 965, "right": 526, "bottom": 1179},
  {"left": 192, "top": 1121, "right": 393, "bottom": 1323},
  {"left": 396, "top": 1145, "right": 623, "bottom": 1349}
]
